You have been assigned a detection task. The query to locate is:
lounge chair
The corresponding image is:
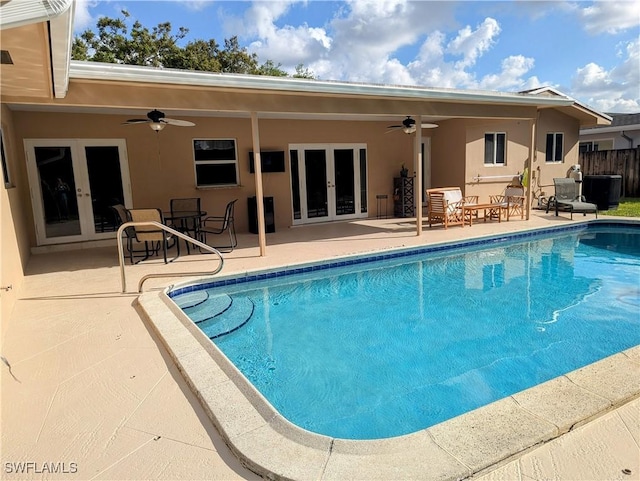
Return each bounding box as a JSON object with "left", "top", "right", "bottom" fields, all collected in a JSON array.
[
  {"left": 490, "top": 183, "right": 526, "bottom": 220},
  {"left": 426, "top": 187, "right": 478, "bottom": 228},
  {"left": 546, "top": 178, "right": 598, "bottom": 219}
]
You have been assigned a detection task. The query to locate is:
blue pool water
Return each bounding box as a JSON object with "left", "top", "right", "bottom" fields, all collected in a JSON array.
[{"left": 171, "top": 224, "right": 640, "bottom": 440}]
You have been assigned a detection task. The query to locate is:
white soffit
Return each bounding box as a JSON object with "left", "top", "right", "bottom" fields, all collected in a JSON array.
[
  {"left": 0, "top": 0, "right": 73, "bottom": 30},
  {"left": 69, "top": 61, "right": 576, "bottom": 108}
]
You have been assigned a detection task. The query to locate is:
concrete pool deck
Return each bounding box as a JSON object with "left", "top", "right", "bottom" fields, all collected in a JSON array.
[{"left": 2, "top": 211, "right": 639, "bottom": 480}]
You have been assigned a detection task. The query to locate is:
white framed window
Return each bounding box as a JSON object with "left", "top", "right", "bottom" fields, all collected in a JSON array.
[
  {"left": 545, "top": 132, "right": 564, "bottom": 162},
  {"left": 193, "top": 139, "right": 239, "bottom": 187},
  {"left": 1, "top": 128, "right": 13, "bottom": 188},
  {"left": 484, "top": 132, "right": 506, "bottom": 165}
]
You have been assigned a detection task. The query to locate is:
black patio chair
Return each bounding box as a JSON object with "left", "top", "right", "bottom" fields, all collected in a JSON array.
[{"left": 200, "top": 199, "right": 238, "bottom": 252}]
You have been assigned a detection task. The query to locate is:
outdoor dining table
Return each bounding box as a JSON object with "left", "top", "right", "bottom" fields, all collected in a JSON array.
[{"left": 164, "top": 210, "right": 207, "bottom": 253}]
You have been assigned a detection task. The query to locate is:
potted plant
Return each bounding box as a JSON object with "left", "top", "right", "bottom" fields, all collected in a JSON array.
[{"left": 400, "top": 164, "right": 409, "bottom": 177}]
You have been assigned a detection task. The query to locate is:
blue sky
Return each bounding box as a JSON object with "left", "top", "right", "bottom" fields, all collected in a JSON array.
[{"left": 74, "top": 1, "right": 639, "bottom": 113}]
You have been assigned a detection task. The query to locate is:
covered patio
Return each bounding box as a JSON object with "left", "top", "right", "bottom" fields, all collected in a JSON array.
[{"left": 2, "top": 211, "right": 638, "bottom": 480}]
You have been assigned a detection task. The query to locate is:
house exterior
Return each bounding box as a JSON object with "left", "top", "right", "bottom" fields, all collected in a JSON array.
[
  {"left": 579, "top": 113, "right": 640, "bottom": 152},
  {"left": 0, "top": 1, "right": 611, "bottom": 322}
]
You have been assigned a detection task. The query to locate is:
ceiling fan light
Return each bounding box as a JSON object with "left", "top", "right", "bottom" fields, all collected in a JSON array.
[
  {"left": 403, "top": 126, "right": 416, "bottom": 134},
  {"left": 149, "top": 122, "right": 165, "bottom": 131}
]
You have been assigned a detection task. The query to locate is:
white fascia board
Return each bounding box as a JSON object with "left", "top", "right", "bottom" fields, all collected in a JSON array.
[
  {"left": 69, "top": 61, "right": 575, "bottom": 108},
  {"left": 0, "top": 0, "right": 73, "bottom": 30},
  {"left": 50, "top": 2, "right": 74, "bottom": 98}
]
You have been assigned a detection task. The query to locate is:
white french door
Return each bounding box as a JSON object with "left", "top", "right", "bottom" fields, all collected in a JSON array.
[
  {"left": 289, "top": 143, "right": 367, "bottom": 225},
  {"left": 25, "top": 139, "right": 132, "bottom": 245}
]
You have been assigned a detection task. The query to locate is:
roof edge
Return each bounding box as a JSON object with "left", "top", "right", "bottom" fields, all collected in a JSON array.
[
  {"left": 523, "top": 86, "right": 612, "bottom": 123},
  {"left": 0, "top": 0, "right": 73, "bottom": 30},
  {"left": 69, "top": 61, "right": 576, "bottom": 107}
]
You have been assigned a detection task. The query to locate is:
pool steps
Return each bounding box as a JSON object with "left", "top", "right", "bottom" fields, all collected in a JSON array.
[{"left": 173, "top": 291, "right": 254, "bottom": 339}]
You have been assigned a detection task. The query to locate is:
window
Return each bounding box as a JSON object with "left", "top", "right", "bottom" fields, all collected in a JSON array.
[
  {"left": 193, "top": 139, "right": 239, "bottom": 187},
  {"left": 545, "top": 133, "right": 564, "bottom": 162},
  {"left": 1, "top": 129, "right": 12, "bottom": 188},
  {"left": 484, "top": 133, "right": 506, "bottom": 165}
]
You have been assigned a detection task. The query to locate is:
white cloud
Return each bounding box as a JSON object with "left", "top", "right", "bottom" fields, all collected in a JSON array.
[
  {"left": 577, "top": 1, "right": 640, "bottom": 35},
  {"left": 73, "top": 0, "right": 98, "bottom": 32},
  {"left": 571, "top": 39, "right": 639, "bottom": 112},
  {"left": 447, "top": 18, "right": 500, "bottom": 69}
]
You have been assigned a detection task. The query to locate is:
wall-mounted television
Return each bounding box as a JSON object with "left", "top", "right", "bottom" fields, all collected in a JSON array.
[{"left": 249, "top": 151, "right": 286, "bottom": 173}]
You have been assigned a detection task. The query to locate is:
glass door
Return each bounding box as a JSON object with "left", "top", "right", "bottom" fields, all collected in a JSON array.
[
  {"left": 25, "top": 139, "right": 132, "bottom": 245},
  {"left": 290, "top": 144, "right": 367, "bottom": 225}
]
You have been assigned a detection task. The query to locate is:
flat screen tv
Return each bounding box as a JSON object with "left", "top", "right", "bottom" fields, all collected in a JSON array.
[{"left": 249, "top": 151, "right": 286, "bottom": 173}]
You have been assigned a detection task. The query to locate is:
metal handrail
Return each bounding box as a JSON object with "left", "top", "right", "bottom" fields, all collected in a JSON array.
[{"left": 117, "top": 221, "right": 224, "bottom": 293}]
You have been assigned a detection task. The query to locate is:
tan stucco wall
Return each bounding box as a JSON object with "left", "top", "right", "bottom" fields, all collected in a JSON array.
[
  {"left": 7, "top": 107, "right": 581, "bottom": 251},
  {"left": 531, "top": 109, "right": 581, "bottom": 201},
  {"left": 11, "top": 111, "right": 418, "bottom": 238},
  {"left": 1, "top": 105, "right": 32, "bottom": 329}
]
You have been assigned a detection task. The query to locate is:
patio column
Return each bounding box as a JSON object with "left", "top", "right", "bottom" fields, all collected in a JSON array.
[
  {"left": 251, "top": 112, "right": 267, "bottom": 256},
  {"left": 526, "top": 114, "right": 537, "bottom": 221},
  {"left": 414, "top": 115, "right": 423, "bottom": 235}
]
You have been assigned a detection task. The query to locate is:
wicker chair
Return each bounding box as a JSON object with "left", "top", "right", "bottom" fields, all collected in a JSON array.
[{"left": 426, "top": 187, "right": 478, "bottom": 229}]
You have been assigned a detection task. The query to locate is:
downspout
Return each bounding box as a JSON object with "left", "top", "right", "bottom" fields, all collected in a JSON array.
[{"left": 621, "top": 131, "right": 633, "bottom": 148}]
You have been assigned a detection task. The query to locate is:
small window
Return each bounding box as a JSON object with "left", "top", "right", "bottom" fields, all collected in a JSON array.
[
  {"left": 1, "top": 129, "right": 12, "bottom": 188},
  {"left": 484, "top": 133, "right": 506, "bottom": 165},
  {"left": 546, "top": 133, "right": 564, "bottom": 162},
  {"left": 193, "top": 139, "right": 239, "bottom": 187}
]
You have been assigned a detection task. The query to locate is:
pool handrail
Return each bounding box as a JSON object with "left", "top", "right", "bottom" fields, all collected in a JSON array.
[{"left": 117, "top": 221, "right": 224, "bottom": 293}]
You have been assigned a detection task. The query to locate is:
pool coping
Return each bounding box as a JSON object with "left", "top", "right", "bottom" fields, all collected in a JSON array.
[{"left": 138, "top": 220, "right": 640, "bottom": 480}]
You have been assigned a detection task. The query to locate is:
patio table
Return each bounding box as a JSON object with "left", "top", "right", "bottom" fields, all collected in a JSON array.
[
  {"left": 164, "top": 210, "right": 207, "bottom": 253},
  {"left": 463, "top": 203, "right": 509, "bottom": 226}
]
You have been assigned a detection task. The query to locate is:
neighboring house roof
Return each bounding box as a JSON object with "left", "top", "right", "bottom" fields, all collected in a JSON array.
[{"left": 580, "top": 113, "right": 640, "bottom": 135}]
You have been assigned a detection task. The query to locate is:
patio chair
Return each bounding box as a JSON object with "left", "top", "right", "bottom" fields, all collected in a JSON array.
[
  {"left": 426, "top": 187, "right": 478, "bottom": 229},
  {"left": 110, "top": 204, "right": 151, "bottom": 264},
  {"left": 490, "top": 183, "right": 526, "bottom": 220},
  {"left": 200, "top": 199, "right": 238, "bottom": 252},
  {"left": 546, "top": 178, "right": 598, "bottom": 219},
  {"left": 127, "top": 208, "right": 179, "bottom": 263}
]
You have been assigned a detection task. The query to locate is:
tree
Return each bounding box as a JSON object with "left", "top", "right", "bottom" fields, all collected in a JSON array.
[{"left": 72, "top": 11, "right": 299, "bottom": 78}]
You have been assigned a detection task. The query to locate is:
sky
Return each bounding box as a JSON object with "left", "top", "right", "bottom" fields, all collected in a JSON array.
[{"left": 73, "top": 0, "right": 640, "bottom": 114}]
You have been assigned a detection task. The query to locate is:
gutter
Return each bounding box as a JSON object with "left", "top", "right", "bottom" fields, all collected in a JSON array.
[
  {"left": 69, "top": 61, "right": 576, "bottom": 108},
  {"left": 621, "top": 131, "right": 634, "bottom": 148}
]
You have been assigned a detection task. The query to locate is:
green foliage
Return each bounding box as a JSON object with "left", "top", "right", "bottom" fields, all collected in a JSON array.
[
  {"left": 600, "top": 198, "right": 640, "bottom": 217},
  {"left": 72, "top": 10, "right": 310, "bottom": 78}
]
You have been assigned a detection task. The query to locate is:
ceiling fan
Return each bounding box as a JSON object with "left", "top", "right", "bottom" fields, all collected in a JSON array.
[
  {"left": 386, "top": 116, "right": 438, "bottom": 134},
  {"left": 123, "top": 109, "right": 195, "bottom": 131}
]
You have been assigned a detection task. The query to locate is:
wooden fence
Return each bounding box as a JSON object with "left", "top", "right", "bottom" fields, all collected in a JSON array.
[{"left": 579, "top": 147, "right": 640, "bottom": 198}]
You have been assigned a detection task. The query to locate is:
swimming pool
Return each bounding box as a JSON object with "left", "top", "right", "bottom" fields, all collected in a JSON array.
[{"left": 169, "top": 223, "right": 640, "bottom": 440}]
